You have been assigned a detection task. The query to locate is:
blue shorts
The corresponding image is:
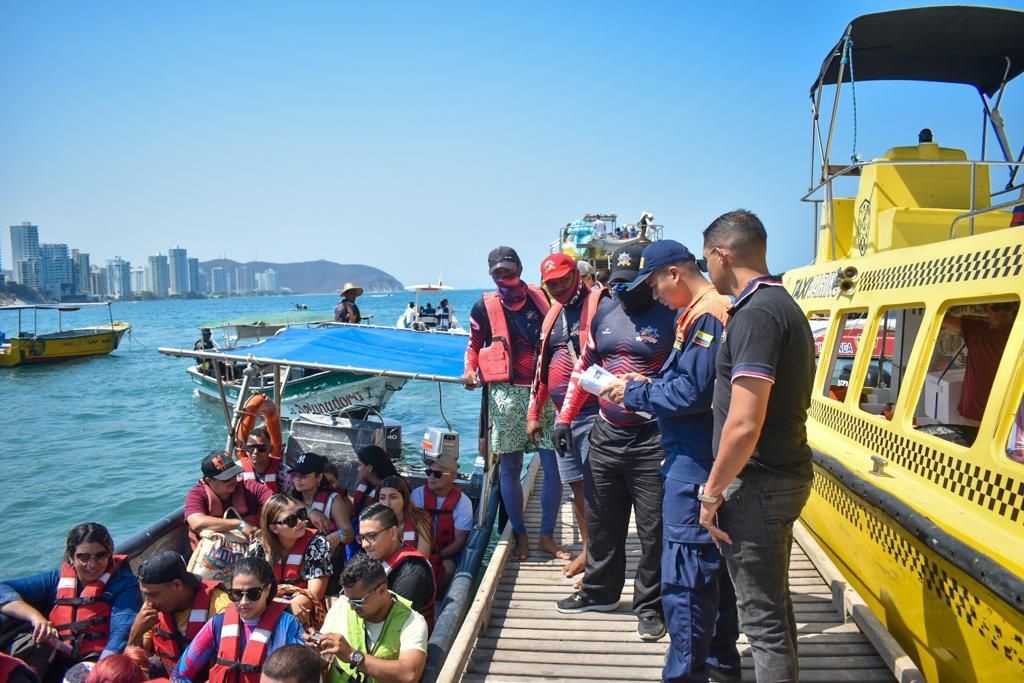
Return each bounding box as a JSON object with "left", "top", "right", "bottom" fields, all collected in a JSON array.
[{"left": 557, "top": 415, "right": 595, "bottom": 484}]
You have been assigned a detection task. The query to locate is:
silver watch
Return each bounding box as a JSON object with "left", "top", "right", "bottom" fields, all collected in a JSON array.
[
  {"left": 349, "top": 651, "right": 365, "bottom": 668},
  {"left": 697, "top": 485, "right": 722, "bottom": 504}
]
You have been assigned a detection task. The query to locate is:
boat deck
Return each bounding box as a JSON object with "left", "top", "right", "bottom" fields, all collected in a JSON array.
[{"left": 441, "top": 462, "right": 919, "bottom": 682}]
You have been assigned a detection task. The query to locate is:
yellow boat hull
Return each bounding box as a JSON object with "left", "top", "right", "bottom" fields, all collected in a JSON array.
[{"left": 0, "top": 323, "right": 130, "bottom": 367}]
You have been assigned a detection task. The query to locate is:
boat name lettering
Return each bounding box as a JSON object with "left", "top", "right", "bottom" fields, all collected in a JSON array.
[
  {"left": 792, "top": 270, "right": 842, "bottom": 300},
  {"left": 297, "top": 389, "right": 371, "bottom": 415}
]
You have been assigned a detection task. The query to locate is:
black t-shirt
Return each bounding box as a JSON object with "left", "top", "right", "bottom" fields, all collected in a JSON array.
[
  {"left": 712, "top": 278, "right": 815, "bottom": 480},
  {"left": 388, "top": 557, "right": 434, "bottom": 612}
]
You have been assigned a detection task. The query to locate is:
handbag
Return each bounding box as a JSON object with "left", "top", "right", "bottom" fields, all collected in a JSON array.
[{"left": 186, "top": 507, "right": 249, "bottom": 583}]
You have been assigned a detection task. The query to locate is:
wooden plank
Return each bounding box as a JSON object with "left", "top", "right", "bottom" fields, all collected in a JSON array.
[
  {"left": 473, "top": 637, "right": 879, "bottom": 656},
  {"left": 481, "top": 627, "right": 874, "bottom": 644},
  {"left": 466, "top": 660, "right": 893, "bottom": 681},
  {"left": 488, "top": 616, "right": 865, "bottom": 634},
  {"left": 474, "top": 649, "right": 889, "bottom": 670}
]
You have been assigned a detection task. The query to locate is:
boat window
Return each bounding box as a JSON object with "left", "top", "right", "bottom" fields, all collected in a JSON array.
[
  {"left": 819, "top": 310, "right": 869, "bottom": 403},
  {"left": 857, "top": 305, "right": 924, "bottom": 419},
  {"left": 912, "top": 298, "right": 1020, "bottom": 448},
  {"left": 1007, "top": 390, "right": 1024, "bottom": 464},
  {"left": 808, "top": 311, "right": 832, "bottom": 390}
]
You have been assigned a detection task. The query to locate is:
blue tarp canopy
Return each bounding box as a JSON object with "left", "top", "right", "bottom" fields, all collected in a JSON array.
[{"left": 158, "top": 325, "right": 468, "bottom": 383}]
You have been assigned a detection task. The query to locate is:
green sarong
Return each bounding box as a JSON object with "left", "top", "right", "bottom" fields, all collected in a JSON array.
[{"left": 487, "top": 382, "right": 555, "bottom": 453}]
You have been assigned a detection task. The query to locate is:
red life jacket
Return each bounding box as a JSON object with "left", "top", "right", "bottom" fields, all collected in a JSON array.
[
  {"left": 151, "top": 580, "right": 221, "bottom": 674},
  {"left": 421, "top": 487, "right": 463, "bottom": 550},
  {"left": 307, "top": 489, "right": 338, "bottom": 533},
  {"left": 401, "top": 515, "right": 418, "bottom": 549},
  {"left": 190, "top": 481, "right": 257, "bottom": 549},
  {"left": 208, "top": 601, "right": 288, "bottom": 683},
  {"left": 538, "top": 286, "right": 603, "bottom": 363},
  {"left": 272, "top": 528, "right": 317, "bottom": 587},
  {"left": 382, "top": 546, "right": 436, "bottom": 631},
  {"left": 351, "top": 479, "right": 376, "bottom": 516},
  {"left": 49, "top": 555, "right": 126, "bottom": 659},
  {"left": 478, "top": 286, "right": 550, "bottom": 383},
  {"left": 0, "top": 653, "right": 34, "bottom": 681},
  {"left": 240, "top": 456, "right": 281, "bottom": 493}
]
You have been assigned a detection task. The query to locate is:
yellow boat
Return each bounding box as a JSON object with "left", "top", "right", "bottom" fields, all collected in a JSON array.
[
  {"left": 0, "top": 302, "right": 131, "bottom": 367},
  {"left": 785, "top": 7, "right": 1024, "bottom": 681}
]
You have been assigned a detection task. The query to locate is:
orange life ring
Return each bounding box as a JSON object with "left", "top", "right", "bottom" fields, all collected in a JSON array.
[{"left": 234, "top": 394, "right": 283, "bottom": 459}]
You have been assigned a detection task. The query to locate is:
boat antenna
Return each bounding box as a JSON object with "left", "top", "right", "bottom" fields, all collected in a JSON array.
[{"left": 437, "top": 383, "right": 452, "bottom": 432}]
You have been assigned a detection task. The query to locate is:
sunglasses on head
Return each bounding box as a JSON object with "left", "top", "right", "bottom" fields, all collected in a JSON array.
[
  {"left": 271, "top": 509, "right": 309, "bottom": 528},
  {"left": 356, "top": 525, "right": 395, "bottom": 545},
  {"left": 245, "top": 443, "right": 269, "bottom": 453},
  {"left": 348, "top": 581, "right": 384, "bottom": 609},
  {"left": 424, "top": 468, "right": 448, "bottom": 479},
  {"left": 227, "top": 585, "right": 268, "bottom": 602},
  {"left": 74, "top": 550, "right": 110, "bottom": 564}
]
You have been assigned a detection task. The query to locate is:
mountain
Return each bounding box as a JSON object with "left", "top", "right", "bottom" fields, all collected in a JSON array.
[{"left": 199, "top": 259, "right": 403, "bottom": 293}]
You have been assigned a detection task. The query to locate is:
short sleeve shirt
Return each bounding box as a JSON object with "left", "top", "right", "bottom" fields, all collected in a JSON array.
[
  {"left": 411, "top": 486, "right": 474, "bottom": 531},
  {"left": 713, "top": 278, "right": 815, "bottom": 480},
  {"left": 321, "top": 597, "right": 428, "bottom": 655}
]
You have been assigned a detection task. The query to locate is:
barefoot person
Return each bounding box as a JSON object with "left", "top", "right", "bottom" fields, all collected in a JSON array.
[
  {"left": 528, "top": 252, "right": 603, "bottom": 575},
  {"left": 463, "top": 246, "right": 561, "bottom": 562}
]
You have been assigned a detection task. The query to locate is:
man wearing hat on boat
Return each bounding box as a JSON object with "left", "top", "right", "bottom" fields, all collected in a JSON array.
[
  {"left": 334, "top": 283, "right": 363, "bottom": 324},
  {"left": 128, "top": 550, "right": 231, "bottom": 677},
  {"left": 601, "top": 239, "right": 741, "bottom": 682},
  {"left": 552, "top": 243, "right": 675, "bottom": 643},
  {"left": 410, "top": 449, "right": 475, "bottom": 586},
  {"left": 184, "top": 451, "right": 274, "bottom": 548}
]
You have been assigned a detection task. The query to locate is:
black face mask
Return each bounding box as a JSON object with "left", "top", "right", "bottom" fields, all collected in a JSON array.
[{"left": 611, "top": 281, "right": 654, "bottom": 314}]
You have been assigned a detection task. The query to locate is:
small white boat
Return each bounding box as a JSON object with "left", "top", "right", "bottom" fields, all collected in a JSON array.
[{"left": 395, "top": 280, "right": 465, "bottom": 332}]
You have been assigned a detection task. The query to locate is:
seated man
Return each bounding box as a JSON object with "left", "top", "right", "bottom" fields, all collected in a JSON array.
[
  {"left": 941, "top": 302, "right": 1018, "bottom": 422},
  {"left": 316, "top": 554, "right": 427, "bottom": 683},
  {"left": 127, "top": 551, "right": 231, "bottom": 677},
  {"left": 184, "top": 451, "right": 273, "bottom": 548},
  {"left": 410, "top": 451, "right": 474, "bottom": 585},
  {"left": 260, "top": 643, "right": 323, "bottom": 683},
  {"left": 357, "top": 504, "right": 436, "bottom": 620}
]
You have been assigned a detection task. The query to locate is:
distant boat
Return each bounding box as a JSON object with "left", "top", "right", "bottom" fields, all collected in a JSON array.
[
  {"left": 396, "top": 279, "right": 464, "bottom": 332},
  {"left": 0, "top": 302, "right": 130, "bottom": 367}
]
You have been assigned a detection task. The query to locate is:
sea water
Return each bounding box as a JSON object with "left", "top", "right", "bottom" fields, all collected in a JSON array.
[{"left": 0, "top": 290, "right": 486, "bottom": 577}]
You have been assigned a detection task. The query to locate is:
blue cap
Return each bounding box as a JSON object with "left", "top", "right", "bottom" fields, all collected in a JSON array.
[{"left": 628, "top": 239, "right": 703, "bottom": 289}]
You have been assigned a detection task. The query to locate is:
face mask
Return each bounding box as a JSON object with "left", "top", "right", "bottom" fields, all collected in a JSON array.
[
  {"left": 552, "top": 271, "right": 584, "bottom": 306},
  {"left": 613, "top": 281, "right": 654, "bottom": 314}
]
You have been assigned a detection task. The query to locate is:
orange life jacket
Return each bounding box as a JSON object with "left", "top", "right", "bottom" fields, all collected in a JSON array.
[
  {"left": 382, "top": 546, "right": 436, "bottom": 631},
  {"left": 272, "top": 528, "right": 317, "bottom": 587},
  {"left": 478, "top": 286, "right": 550, "bottom": 383},
  {"left": 208, "top": 601, "right": 288, "bottom": 683},
  {"left": 421, "top": 487, "right": 463, "bottom": 550},
  {"left": 49, "top": 555, "right": 126, "bottom": 659},
  {"left": 151, "top": 580, "right": 220, "bottom": 674},
  {"left": 240, "top": 457, "right": 281, "bottom": 493}
]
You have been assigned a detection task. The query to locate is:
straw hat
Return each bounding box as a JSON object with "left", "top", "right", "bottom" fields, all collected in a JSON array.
[{"left": 338, "top": 282, "right": 364, "bottom": 297}]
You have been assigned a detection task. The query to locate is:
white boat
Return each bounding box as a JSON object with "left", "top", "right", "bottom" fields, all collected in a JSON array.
[{"left": 395, "top": 280, "right": 465, "bottom": 332}]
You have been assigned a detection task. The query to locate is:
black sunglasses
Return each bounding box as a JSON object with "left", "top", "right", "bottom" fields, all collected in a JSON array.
[
  {"left": 227, "top": 585, "right": 268, "bottom": 602},
  {"left": 424, "top": 468, "right": 448, "bottom": 479},
  {"left": 74, "top": 550, "right": 110, "bottom": 564},
  {"left": 245, "top": 443, "right": 269, "bottom": 453},
  {"left": 271, "top": 509, "right": 309, "bottom": 528}
]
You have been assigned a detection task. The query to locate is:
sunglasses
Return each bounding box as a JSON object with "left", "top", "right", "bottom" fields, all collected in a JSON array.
[
  {"left": 347, "top": 581, "right": 385, "bottom": 609},
  {"left": 424, "top": 468, "right": 449, "bottom": 479},
  {"left": 227, "top": 585, "right": 268, "bottom": 603},
  {"left": 271, "top": 509, "right": 309, "bottom": 529},
  {"left": 74, "top": 550, "right": 110, "bottom": 564},
  {"left": 356, "top": 525, "right": 395, "bottom": 545},
  {"left": 245, "top": 443, "right": 269, "bottom": 453}
]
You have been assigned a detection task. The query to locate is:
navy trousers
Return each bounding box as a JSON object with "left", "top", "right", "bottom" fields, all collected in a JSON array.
[{"left": 661, "top": 478, "right": 741, "bottom": 682}]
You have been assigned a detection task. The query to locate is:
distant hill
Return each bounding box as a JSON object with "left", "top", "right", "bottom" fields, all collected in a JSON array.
[{"left": 199, "top": 259, "right": 403, "bottom": 293}]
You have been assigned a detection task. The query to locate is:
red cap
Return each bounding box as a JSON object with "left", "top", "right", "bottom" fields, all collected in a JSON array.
[{"left": 539, "top": 253, "right": 576, "bottom": 283}]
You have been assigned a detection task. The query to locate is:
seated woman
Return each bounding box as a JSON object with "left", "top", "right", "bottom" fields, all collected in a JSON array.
[
  {"left": 378, "top": 476, "right": 434, "bottom": 558},
  {"left": 0, "top": 523, "right": 142, "bottom": 680},
  {"left": 288, "top": 453, "right": 353, "bottom": 569},
  {"left": 172, "top": 557, "right": 304, "bottom": 682},
  {"left": 352, "top": 445, "right": 399, "bottom": 521},
  {"left": 246, "top": 495, "right": 331, "bottom": 630},
  {"left": 323, "top": 461, "right": 348, "bottom": 497}
]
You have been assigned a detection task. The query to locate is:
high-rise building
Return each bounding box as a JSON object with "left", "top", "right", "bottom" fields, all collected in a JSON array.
[
  {"left": 16, "top": 259, "right": 41, "bottom": 288},
  {"left": 168, "top": 247, "right": 188, "bottom": 296},
  {"left": 131, "top": 266, "right": 147, "bottom": 294},
  {"left": 196, "top": 269, "right": 210, "bottom": 295},
  {"left": 71, "top": 250, "right": 92, "bottom": 296},
  {"left": 234, "top": 265, "right": 255, "bottom": 293},
  {"left": 210, "top": 266, "right": 229, "bottom": 294},
  {"left": 106, "top": 257, "right": 132, "bottom": 299},
  {"left": 146, "top": 254, "right": 170, "bottom": 297},
  {"left": 9, "top": 222, "right": 40, "bottom": 284},
  {"left": 255, "top": 268, "right": 280, "bottom": 292},
  {"left": 90, "top": 266, "right": 108, "bottom": 298},
  {"left": 40, "top": 243, "right": 73, "bottom": 299},
  {"left": 187, "top": 257, "right": 201, "bottom": 294}
]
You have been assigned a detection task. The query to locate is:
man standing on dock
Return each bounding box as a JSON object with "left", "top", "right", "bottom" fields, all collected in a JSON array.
[
  {"left": 601, "top": 239, "right": 741, "bottom": 682},
  {"left": 698, "top": 210, "right": 815, "bottom": 683}
]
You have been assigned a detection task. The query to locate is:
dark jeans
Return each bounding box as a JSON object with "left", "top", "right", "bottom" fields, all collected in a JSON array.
[
  {"left": 581, "top": 418, "right": 664, "bottom": 618},
  {"left": 661, "top": 478, "right": 740, "bottom": 682},
  {"left": 718, "top": 471, "right": 812, "bottom": 683}
]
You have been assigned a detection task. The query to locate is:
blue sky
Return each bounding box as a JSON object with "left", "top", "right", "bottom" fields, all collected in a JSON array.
[{"left": 2, "top": 2, "right": 1021, "bottom": 288}]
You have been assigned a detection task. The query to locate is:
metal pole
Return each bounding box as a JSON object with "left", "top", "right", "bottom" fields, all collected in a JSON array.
[
  {"left": 476, "top": 389, "right": 491, "bottom": 529},
  {"left": 969, "top": 162, "right": 976, "bottom": 235},
  {"left": 821, "top": 39, "right": 848, "bottom": 183},
  {"left": 210, "top": 359, "right": 235, "bottom": 450},
  {"left": 227, "top": 371, "right": 254, "bottom": 454}
]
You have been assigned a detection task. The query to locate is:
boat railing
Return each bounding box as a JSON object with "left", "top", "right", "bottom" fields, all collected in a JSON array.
[{"left": 801, "top": 158, "right": 1024, "bottom": 257}]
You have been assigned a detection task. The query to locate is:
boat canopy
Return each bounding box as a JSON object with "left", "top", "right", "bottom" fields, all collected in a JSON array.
[
  {"left": 159, "top": 324, "right": 468, "bottom": 383},
  {"left": 813, "top": 6, "right": 1024, "bottom": 97}
]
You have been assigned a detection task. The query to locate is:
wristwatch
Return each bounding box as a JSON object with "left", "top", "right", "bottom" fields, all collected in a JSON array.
[
  {"left": 349, "top": 651, "right": 365, "bottom": 669},
  {"left": 697, "top": 485, "right": 722, "bottom": 504}
]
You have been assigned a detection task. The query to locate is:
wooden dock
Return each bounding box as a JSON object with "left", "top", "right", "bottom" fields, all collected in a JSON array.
[{"left": 439, "top": 459, "right": 924, "bottom": 683}]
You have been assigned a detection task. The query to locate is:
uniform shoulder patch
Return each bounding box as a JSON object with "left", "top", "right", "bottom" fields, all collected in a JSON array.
[{"left": 694, "top": 330, "right": 714, "bottom": 348}]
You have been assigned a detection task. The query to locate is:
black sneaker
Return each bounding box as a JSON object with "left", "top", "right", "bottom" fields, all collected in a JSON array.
[
  {"left": 708, "top": 664, "right": 742, "bottom": 683},
  {"left": 637, "top": 614, "right": 666, "bottom": 641},
  {"left": 555, "top": 592, "right": 618, "bottom": 614}
]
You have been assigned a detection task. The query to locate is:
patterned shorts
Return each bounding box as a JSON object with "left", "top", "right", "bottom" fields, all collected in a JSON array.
[{"left": 488, "top": 382, "right": 555, "bottom": 454}]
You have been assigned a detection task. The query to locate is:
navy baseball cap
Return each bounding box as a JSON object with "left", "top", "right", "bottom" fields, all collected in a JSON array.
[{"left": 627, "top": 240, "right": 705, "bottom": 290}]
